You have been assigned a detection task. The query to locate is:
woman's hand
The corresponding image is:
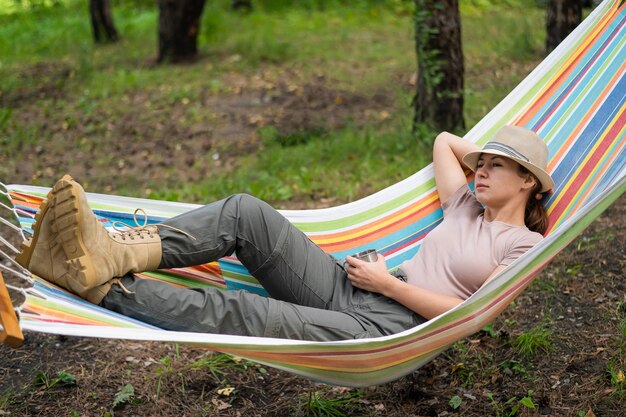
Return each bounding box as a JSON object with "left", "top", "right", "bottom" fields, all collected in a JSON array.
[
  {"left": 344, "top": 254, "right": 395, "bottom": 294},
  {"left": 346, "top": 253, "right": 465, "bottom": 319}
]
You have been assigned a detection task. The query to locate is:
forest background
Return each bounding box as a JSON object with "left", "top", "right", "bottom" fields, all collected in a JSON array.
[{"left": 0, "top": 0, "right": 624, "bottom": 416}]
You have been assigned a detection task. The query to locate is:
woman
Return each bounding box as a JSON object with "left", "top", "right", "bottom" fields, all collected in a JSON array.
[{"left": 16, "top": 125, "right": 553, "bottom": 341}]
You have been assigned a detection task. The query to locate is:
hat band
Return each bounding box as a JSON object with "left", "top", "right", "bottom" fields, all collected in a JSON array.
[{"left": 482, "top": 141, "right": 530, "bottom": 163}]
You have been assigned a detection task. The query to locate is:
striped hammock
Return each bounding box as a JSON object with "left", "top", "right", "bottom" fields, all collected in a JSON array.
[{"left": 1, "top": 0, "right": 624, "bottom": 387}]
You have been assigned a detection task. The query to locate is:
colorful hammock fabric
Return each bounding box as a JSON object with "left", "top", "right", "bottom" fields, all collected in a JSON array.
[{"left": 1, "top": 0, "right": 625, "bottom": 387}]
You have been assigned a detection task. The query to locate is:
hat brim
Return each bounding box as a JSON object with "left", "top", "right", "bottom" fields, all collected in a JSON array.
[{"left": 462, "top": 150, "right": 554, "bottom": 193}]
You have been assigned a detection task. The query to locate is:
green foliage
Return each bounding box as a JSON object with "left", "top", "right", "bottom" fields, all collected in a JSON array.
[
  {"left": 112, "top": 383, "right": 136, "bottom": 408},
  {"left": 618, "top": 306, "right": 626, "bottom": 340},
  {"left": 513, "top": 326, "right": 553, "bottom": 358},
  {"left": 0, "top": 0, "right": 546, "bottom": 203},
  {"left": 33, "top": 370, "right": 77, "bottom": 389},
  {"left": 0, "top": 0, "right": 71, "bottom": 15},
  {"left": 451, "top": 362, "right": 474, "bottom": 388},
  {"left": 487, "top": 390, "right": 536, "bottom": 417},
  {"left": 301, "top": 389, "right": 364, "bottom": 417},
  {"left": 145, "top": 124, "right": 431, "bottom": 205},
  {"left": 259, "top": 126, "right": 326, "bottom": 147},
  {"left": 188, "top": 353, "right": 246, "bottom": 381},
  {"left": 448, "top": 339, "right": 508, "bottom": 388},
  {"left": 607, "top": 359, "right": 626, "bottom": 397},
  {"left": 449, "top": 395, "right": 462, "bottom": 410},
  {"left": 0, "top": 391, "right": 15, "bottom": 410},
  {"left": 576, "top": 233, "right": 610, "bottom": 251},
  {"left": 499, "top": 359, "right": 534, "bottom": 381},
  {"left": 530, "top": 276, "right": 557, "bottom": 293},
  {"left": 0, "top": 107, "right": 11, "bottom": 131},
  {"left": 254, "top": 0, "right": 405, "bottom": 12},
  {"left": 460, "top": 0, "right": 541, "bottom": 13},
  {"left": 482, "top": 323, "right": 500, "bottom": 338},
  {"left": 147, "top": 351, "right": 265, "bottom": 404},
  {"left": 413, "top": 0, "right": 444, "bottom": 106},
  {"left": 154, "top": 356, "right": 177, "bottom": 401}
]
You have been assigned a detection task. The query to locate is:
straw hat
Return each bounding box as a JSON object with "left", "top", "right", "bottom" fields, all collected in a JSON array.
[{"left": 462, "top": 125, "right": 554, "bottom": 193}]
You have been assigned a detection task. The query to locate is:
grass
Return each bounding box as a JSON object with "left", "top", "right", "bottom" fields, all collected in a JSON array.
[
  {"left": 0, "top": 391, "right": 15, "bottom": 410},
  {"left": 513, "top": 325, "right": 553, "bottom": 358},
  {"left": 608, "top": 361, "right": 626, "bottom": 397},
  {"left": 32, "top": 370, "right": 77, "bottom": 389},
  {"left": 188, "top": 353, "right": 252, "bottom": 381},
  {"left": 487, "top": 390, "right": 536, "bottom": 417},
  {"left": 146, "top": 125, "right": 431, "bottom": 204},
  {"left": 0, "top": 0, "right": 546, "bottom": 204},
  {"left": 301, "top": 389, "right": 365, "bottom": 417}
]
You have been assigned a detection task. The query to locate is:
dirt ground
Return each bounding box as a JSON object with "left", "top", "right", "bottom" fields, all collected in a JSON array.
[
  {"left": 0, "top": 63, "right": 393, "bottom": 195},
  {"left": 0, "top": 195, "right": 623, "bottom": 416}
]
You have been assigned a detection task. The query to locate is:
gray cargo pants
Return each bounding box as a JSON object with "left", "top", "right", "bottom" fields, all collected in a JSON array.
[{"left": 101, "top": 194, "right": 424, "bottom": 341}]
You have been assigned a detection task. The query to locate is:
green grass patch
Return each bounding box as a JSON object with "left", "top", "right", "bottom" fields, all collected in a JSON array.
[
  {"left": 513, "top": 326, "right": 553, "bottom": 358},
  {"left": 32, "top": 370, "right": 77, "bottom": 389},
  {"left": 1, "top": 0, "right": 548, "bottom": 203},
  {"left": 145, "top": 123, "right": 431, "bottom": 205},
  {"left": 300, "top": 388, "right": 365, "bottom": 417}
]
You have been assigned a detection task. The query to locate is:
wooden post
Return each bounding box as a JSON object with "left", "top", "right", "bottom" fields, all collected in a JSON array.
[{"left": 0, "top": 272, "right": 23, "bottom": 348}]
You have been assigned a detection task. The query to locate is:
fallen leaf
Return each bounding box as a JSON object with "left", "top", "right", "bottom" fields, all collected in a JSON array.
[
  {"left": 584, "top": 409, "right": 596, "bottom": 417},
  {"left": 451, "top": 363, "right": 464, "bottom": 373},
  {"left": 217, "top": 387, "right": 235, "bottom": 396},
  {"left": 212, "top": 398, "right": 232, "bottom": 410}
]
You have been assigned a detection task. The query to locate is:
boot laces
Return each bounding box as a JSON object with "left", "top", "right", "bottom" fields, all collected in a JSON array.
[{"left": 111, "top": 209, "right": 196, "bottom": 241}]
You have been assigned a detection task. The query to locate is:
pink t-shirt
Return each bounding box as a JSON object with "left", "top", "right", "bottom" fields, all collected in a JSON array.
[{"left": 400, "top": 185, "right": 543, "bottom": 299}]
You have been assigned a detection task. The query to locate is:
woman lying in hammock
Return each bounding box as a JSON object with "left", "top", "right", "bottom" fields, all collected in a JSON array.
[{"left": 16, "top": 125, "right": 554, "bottom": 341}]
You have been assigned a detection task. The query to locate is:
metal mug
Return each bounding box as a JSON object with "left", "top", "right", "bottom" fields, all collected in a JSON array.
[
  {"left": 351, "top": 249, "right": 378, "bottom": 263},
  {"left": 344, "top": 249, "right": 378, "bottom": 269}
]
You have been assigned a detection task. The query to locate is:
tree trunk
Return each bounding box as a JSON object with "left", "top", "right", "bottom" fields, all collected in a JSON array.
[
  {"left": 89, "top": 0, "right": 119, "bottom": 43},
  {"left": 157, "top": 0, "right": 207, "bottom": 63},
  {"left": 232, "top": 0, "right": 253, "bottom": 11},
  {"left": 413, "top": 0, "right": 465, "bottom": 132},
  {"left": 546, "top": 0, "right": 582, "bottom": 53}
]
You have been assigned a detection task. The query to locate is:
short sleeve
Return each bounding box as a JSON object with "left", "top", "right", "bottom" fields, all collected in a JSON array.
[
  {"left": 441, "top": 184, "right": 482, "bottom": 217},
  {"left": 500, "top": 232, "right": 543, "bottom": 266}
]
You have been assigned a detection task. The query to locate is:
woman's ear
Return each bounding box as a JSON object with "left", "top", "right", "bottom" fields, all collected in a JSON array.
[{"left": 521, "top": 173, "right": 537, "bottom": 191}]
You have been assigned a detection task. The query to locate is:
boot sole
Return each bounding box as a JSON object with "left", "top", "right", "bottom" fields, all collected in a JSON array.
[
  {"left": 51, "top": 176, "right": 97, "bottom": 288},
  {"left": 14, "top": 194, "right": 54, "bottom": 269}
]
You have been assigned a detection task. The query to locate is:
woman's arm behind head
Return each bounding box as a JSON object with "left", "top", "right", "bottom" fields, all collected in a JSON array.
[{"left": 433, "top": 132, "right": 480, "bottom": 203}]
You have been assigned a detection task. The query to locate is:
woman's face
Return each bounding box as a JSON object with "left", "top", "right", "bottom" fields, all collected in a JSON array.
[{"left": 474, "top": 154, "right": 534, "bottom": 207}]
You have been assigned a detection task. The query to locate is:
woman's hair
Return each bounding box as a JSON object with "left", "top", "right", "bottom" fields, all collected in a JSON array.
[{"left": 518, "top": 165, "right": 549, "bottom": 235}]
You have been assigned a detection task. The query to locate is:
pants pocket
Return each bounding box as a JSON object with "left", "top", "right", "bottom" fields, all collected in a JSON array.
[
  {"left": 351, "top": 295, "right": 423, "bottom": 335},
  {"left": 302, "top": 322, "right": 382, "bottom": 341}
]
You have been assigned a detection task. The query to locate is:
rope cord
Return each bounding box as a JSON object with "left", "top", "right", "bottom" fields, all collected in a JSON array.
[
  {"left": 0, "top": 183, "right": 28, "bottom": 241},
  {"left": 0, "top": 181, "right": 35, "bottom": 329}
]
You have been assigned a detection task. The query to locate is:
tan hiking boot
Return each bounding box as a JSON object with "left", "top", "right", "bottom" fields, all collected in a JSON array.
[
  {"left": 15, "top": 191, "right": 68, "bottom": 284},
  {"left": 80, "top": 281, "right": 114, "bottom": 305},
  {"left": 51, "top": 175, "right": 162, "bottom": 289},
  {"left": 15, "top": 182, "right": 112, "bottom": 304}
]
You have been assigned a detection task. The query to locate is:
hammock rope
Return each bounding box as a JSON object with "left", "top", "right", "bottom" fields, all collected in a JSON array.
[
  {"left": 0, "top": 192, "right": 30, "bottom": 346},
  {"left": 0, "top": 0, "right": 624, "bottom": 386}
]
